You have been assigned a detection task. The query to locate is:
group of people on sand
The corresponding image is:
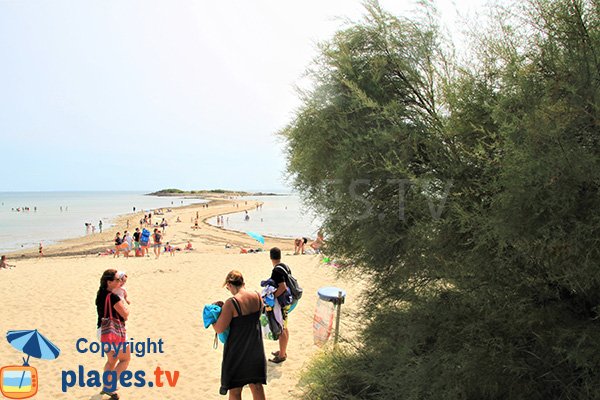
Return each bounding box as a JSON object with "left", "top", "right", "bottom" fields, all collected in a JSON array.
[
  {"left": 113, "top": 227, "right": 193, "bottom": 259},
  {"left": 96, "top": 247, "right": 293, "bottom": 400},
  {"left": 294, "top": 230, "right": 324, "bottom": 255}
]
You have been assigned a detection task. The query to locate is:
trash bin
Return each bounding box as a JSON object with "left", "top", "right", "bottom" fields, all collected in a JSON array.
[{"left": 313, "top": 287, "right": 346, "bottom": 347}]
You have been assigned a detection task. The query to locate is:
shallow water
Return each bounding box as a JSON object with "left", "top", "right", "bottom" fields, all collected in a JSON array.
[
  {"left": 0, "top": 191, "right": 203, "bottom": 253},
  {"left": 0, "top": 192, "right": 321, "bottom": 253},
  {"left": 207, "top": 195, "right": 323, "bottom": 240}
]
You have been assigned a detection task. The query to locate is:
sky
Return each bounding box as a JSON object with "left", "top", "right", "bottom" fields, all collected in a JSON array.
[{"left": 0, "top": 0, "right": 487, "bottom": 193}]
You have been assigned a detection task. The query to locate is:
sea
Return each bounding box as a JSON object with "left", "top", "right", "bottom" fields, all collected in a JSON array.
[
  {"left": 0, "top": 191, "right": 321, "bottom": 253},
  {"left": 207, "top": 195, "right": 323, "bottom": 239}
]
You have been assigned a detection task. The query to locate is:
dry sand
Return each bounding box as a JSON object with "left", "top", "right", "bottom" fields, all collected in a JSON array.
[{"left": 0, "top": 198, "right": 361, "bottom": 399}]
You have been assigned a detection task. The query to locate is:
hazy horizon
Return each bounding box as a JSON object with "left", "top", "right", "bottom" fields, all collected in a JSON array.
[{"left": 1, "top": 0, "right": 486, "bottom": 192}]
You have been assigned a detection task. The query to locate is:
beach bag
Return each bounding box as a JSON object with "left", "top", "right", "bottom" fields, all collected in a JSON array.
[
  {"left": 100, "top": 294, "right": 126, "bottom": 344},
  {"left": 276, "top": 263, "right": 303, "bottom": 301}
]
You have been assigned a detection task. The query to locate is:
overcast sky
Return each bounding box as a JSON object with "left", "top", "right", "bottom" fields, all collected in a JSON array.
[{"left": 0, "top": 0, "right": 486, "bottom": 192}]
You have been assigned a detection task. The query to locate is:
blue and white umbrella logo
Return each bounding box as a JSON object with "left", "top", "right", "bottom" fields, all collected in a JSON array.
[{"left": 6, "top": 330, "right": 60, "bottom": 364}]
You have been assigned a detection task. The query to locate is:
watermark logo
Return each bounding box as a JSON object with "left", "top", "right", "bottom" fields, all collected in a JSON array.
[
  {"left": 61, "top": 337, "right": 179, "bottom": 394},
  {"left": 0, "top": 366, "right": 38, "bottom": 399},
  {"left": 1, "top": 329, "right": 61, "bottom": 399}
]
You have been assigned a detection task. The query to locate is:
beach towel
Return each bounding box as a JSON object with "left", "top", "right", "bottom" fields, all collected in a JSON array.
[
  {"left": 261, "top": 278, "right": 293, "bottom": 307},
  {"left": 260, "top": 284, "right": 283, "bottom": 340},
  {"left": 203, "top": 304, "right": 229, "bottom": 344},
  {"left": 260, "top": 310, "right": 282, "bottom": 341}
]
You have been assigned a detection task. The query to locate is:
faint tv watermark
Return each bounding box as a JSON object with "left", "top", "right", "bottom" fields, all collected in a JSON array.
[{"left": 320, "top": 178, "right": 453, "bottom": 221}]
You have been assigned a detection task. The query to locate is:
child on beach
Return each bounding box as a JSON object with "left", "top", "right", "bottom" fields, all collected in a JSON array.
[
  {"left": 165, "top": 242, "right": 175, "bottom": 256},
  {"left": 113, "top": 271, "right": 131, "bottom": 305}
]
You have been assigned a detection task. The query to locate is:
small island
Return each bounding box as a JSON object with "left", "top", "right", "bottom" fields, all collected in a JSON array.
[{"left": 147, "top": 189, "right": 281, "bottom": 197}]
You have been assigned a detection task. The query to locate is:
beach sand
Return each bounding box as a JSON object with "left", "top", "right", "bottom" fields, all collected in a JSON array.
[{"left": 0, "top": 199, "right": 361, "bottom": 399}]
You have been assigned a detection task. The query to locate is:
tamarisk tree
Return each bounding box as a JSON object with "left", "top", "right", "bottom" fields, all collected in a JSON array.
[{"left": 282, "top": 1, "right": 600, "bottom": 398}]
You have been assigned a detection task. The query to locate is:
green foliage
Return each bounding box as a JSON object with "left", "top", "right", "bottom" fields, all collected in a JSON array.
[
  {"left": 157, "top": 188, "right": 184, "bottom": 194},
  {"left": 284, "top": 0, "right": 600, "bottom": 398}
]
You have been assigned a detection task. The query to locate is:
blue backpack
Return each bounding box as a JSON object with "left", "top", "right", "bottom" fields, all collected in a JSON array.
[{"left": 140, "top": 228, "right": 150, "bottom": 245}]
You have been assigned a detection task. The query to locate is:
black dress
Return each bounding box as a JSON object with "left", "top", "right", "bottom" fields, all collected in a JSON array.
[{"left": 220, "top": 296, "right": 267, "bottom": 395}]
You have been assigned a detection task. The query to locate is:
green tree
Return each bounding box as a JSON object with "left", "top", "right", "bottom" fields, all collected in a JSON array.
[{"left": 283, "top": 1, "right": 600, "bottom": 399}]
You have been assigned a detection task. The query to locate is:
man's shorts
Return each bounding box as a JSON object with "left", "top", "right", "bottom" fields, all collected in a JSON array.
[{"left": 282, "top": 304, "right": 291, "bottom": 329}]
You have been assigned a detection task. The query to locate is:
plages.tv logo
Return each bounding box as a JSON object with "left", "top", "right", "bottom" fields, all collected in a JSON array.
[{"left": 1, "top": 329, "right": 60, "bottom": 399}]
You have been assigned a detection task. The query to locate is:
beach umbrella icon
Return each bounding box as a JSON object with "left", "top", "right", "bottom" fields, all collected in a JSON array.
[
  {"left": 6, "top": 330, "right": 60, "bottom": 363},
  {"left": 6, "top": 329, "right": 60, "bottom": 389},
  {"left": 246, "top": 231, "right": 265, "bottom": 245}
]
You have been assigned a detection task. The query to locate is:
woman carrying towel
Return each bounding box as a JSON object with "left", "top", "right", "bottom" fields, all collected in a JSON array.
[
  {"left": 95, "top": 269, "right": 130, "bottom": 400},
  {"left": 213, "top": 270, "right": 266, "bottom": 399}
]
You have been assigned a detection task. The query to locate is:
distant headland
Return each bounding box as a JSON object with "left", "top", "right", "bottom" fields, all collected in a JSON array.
[{"left": 147, "top": 189, "right": 281, "bottom": 197}]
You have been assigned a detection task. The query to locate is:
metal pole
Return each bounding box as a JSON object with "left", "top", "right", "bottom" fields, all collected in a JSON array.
[{"left": 333, "top": 291, "right": 342, "bottom": 346}]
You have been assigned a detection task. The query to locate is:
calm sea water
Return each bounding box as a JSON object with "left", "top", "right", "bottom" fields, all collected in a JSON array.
[
  {"left": 0, "top": 191, "right": 204, "bottom": 253},
  {"left": 207, "top": 195, "right": 323, "bottom": 240},
  {"left": 0, "top": 192, "right": 321, "bottom": 253}
]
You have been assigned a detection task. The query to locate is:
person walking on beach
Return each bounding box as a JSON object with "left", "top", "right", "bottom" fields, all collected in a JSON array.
[
  {"left": 268, "top": 247, "right": 291, "bottom": 363},
  {"left": 96, "top": 269, "right": 130, "bottom": 400},
  {"left": 38, "top": 242, "right": 43, "bottom": 257},
  {"left": 0, "top": 255, "right": 15, "bottom": 269},
  {"left": 99, "top": 220, "right": 103, "bottom": 233},
  {"left": 133, "top": 228, "right": 141, "bottom": 254},
  {"left": 153, "top": 228, "right": 162, "bottom": 259},
  {"left": 213, "top": 270, "right": 266, "bottom": 399}
]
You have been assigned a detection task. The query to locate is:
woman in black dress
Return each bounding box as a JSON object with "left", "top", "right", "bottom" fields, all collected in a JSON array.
[{"left": 214, "top": 270, "right": 266, "bottom": 399}]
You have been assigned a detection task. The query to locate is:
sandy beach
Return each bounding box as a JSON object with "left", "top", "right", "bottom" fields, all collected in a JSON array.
[{"left": 0, "top": 198, "right": 360, "bottom": 399}]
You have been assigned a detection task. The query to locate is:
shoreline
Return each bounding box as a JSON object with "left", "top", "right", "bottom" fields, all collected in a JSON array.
[{"left": 5, "top": 196, "right": 296, "bottom": 259}]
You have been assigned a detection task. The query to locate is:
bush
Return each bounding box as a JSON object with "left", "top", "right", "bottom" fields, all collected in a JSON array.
[{"left": 286, "top": 1, "right": 600, "bottom": 398}]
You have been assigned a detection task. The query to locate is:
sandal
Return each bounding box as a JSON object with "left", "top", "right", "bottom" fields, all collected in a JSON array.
[
  {"left": 271, "top": 351, "right": 279, "bottom": 357},
  {"left": 100, "top": 390, "right": 120, "bottom": 400},
  {"left": 269, "top": 354, "right": 287, "bottom": 364}
]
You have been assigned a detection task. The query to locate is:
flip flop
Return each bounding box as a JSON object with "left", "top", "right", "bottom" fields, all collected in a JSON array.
[
  {"left": 269, "top": 355, "right": 287, "bottom": 364},
  {"left": 100, "top": 390, "right": 120, "bottom": 400}
]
